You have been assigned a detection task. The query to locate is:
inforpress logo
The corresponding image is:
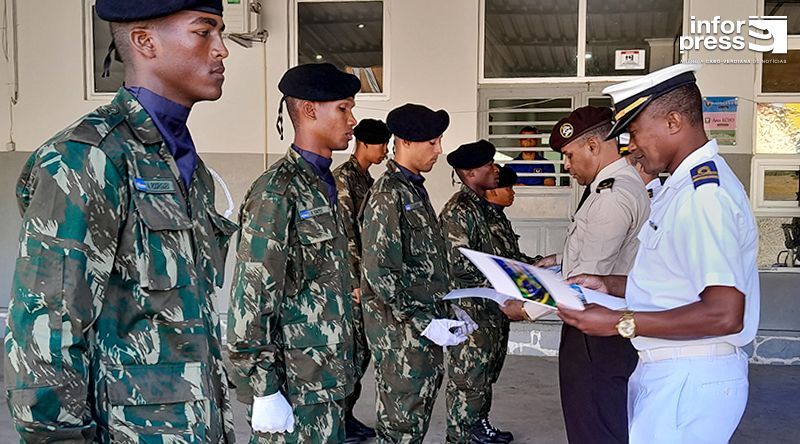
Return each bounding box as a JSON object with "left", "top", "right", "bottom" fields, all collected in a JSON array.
[{"left": 680, "top": 16, "right": 787, "bottom": 54}]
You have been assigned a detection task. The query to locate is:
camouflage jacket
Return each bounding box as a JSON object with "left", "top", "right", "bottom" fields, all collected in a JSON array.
[
  {"left": 360, "top": 160, "right": 450, "bottom": 350},
  {"left": 485, "top": 204, "right": 540, "bottom": 264},
  {"left": 227, "top": 148, "right": 355, "bottom": 407},
  {"left": 5, "top": 88, "right": 238, "bottom": 443},
  {"left": 333, "top": 155, "right": 374, "bottom": 289},
  {"left": 439, "top": 185, "right": 505, "bottom": 322}
]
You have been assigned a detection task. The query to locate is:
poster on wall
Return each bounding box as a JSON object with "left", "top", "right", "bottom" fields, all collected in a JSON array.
[
  {"left": 614, "top": 50, "right": 646, "bottom": 70},
  {"left": 702, "top": 96, "right": 738, "bottom": 146}
]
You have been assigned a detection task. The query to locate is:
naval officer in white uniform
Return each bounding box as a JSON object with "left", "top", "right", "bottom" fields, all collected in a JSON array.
[{"left": 558, "top": 63, "right": 760, "bottom": 444}]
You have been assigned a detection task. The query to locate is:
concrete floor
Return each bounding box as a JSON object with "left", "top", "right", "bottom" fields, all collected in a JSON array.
[{"left": 1, "top": 356, "right": 798, "bottom": 443}]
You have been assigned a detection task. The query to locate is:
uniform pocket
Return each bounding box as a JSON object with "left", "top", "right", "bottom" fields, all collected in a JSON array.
[
  {"left": 281, "top": 319, "right": 349, "bottom": 404},
  {"left": 132, "top": 192, "right": 195, "bottom": 290},
  {"left": 107, "top": 362, "right": 209, "bottom": 441},
  {"left": 10, "top": 242, "right": 65, "bottom": 376},
  {"left": 206, "top": 208, "right": 239, "bottom": 287},
  {"left": 402, "top": 207, "right": 437, "bottom": 258},
  {"left": 296, "top": 213, "right": 338, "bottom": 280}
]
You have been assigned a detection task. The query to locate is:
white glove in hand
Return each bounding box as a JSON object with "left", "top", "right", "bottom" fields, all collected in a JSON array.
[
  {"left": 252, "top": 392, "right": 295, "bottom": 434},
  {"left": 452, "top": 305, "right": 479, "bottom": 335},
  {"left": 422, "top": 319, "right": 469, "bottom": 346}
]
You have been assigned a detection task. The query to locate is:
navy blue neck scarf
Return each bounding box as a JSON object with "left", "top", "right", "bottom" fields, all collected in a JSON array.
[
  {"left": 292, "top": 144, "right": 337, "bottom": 207},
  {"left": 127, "top": 87, "right": 197, "bottom": 189}
]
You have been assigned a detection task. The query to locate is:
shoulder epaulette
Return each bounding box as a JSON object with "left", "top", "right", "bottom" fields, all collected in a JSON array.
[
  {"left": 596, "top": 177, "right": 615, "bottom": 192},
  {"left": 67, "top": 104, "right": 126, "bottom": 147},
  {"left": 690, "top": 161, "right": 719, "bottom": 188},
  {"left": 251, "top": 159, "right": 295, "bottom": 197}
]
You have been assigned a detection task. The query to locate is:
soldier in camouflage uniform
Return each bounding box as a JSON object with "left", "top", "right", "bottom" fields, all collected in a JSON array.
[
  {"left": 361, "top": 104, "right": 473, "bottom": 444},
  {"left": 333, "top": 118, "right": 391, "bottom": 441},
  {"left": 439, "top": 140, "right": 518, "bottom": 444},
  {"left": 485, "top": 166, "right": 542, "bottom": 265},
  {"left": 4, "top": 2, "right": 237, "bottom": 442},
  {"left": 226, "top": 63, "right": 360, "bottom": 444}
]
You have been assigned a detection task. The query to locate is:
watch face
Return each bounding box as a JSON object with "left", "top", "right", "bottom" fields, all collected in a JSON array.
[{"left": 619, "top": 320, "right": 635, "bottom": 338}]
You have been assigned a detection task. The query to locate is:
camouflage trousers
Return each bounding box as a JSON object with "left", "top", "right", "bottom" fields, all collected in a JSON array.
[
  {"left": 445, "top": 308, "right": 510, "bottom": 443},
  {"left": 373, "top": 345, "right": 444, "bottom": 444},
  {"left": 247, "top": 399, "right": 345, "bottom": 444},
  {"left": 345, "top": 300, "right": 372, "bottom": 418}
]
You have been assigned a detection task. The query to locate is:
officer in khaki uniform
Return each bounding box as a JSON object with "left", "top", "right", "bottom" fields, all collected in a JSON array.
[
  {"left": 504, "top": 107, "right": 650, "bottom": 443},
  {"left": 361, "top": 104, "right": 473, "bottom": 444},
  {"left": 333, "top": 119, "right": 391, "bottom": 441},
  {"left": 227, "top": 63, "right": 360, "bottom": 444},
  {"left": 5, "top": 1, "right": 238, "bottom": 442}
]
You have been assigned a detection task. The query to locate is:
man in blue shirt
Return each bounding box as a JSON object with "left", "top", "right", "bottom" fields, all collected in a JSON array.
[{"left": 508, "top": 126, "right": 556, "bottom": 186}]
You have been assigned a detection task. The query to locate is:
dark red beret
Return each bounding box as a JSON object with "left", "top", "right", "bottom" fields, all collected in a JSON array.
[{"left": 549, "top": 106, "right": 613, "bottom": 153}]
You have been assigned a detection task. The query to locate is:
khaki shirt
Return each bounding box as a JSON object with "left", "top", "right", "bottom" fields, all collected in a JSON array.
[{"left": 561, "top": 157, "right": 650, "bottom": 279}]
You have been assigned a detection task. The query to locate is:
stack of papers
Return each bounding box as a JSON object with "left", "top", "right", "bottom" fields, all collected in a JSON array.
[{"left": 444, "top": 248, "right": 626, "bottom": 319}]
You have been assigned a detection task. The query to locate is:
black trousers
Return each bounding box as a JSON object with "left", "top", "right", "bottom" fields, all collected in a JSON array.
[{"left": 559, "top": 324, "right": 639, "bottom": 444}]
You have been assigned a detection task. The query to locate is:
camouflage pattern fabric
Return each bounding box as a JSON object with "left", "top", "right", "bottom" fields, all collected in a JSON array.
[
  {"left": 227, "top": 147, "right": 355, "bottom": 442},
  {"left": 485, "top": 203, "right": 540, "bottom": 265},
  {"left": 439, "top": 185, "right": 509, "bottom": 443},
  {"left": 5, "top": 87, "right": 238, "bottom": 443},
  {"left": 360, "top": 159, "right": 450, "bottom": 443},
  {"left": 333, "top": 155, "right": 373, "bottom": 415},
  {"left": 246, "top": 400, "right": 346, "bottom": 444},
  {"left": 372, "top": 347, "right": 444, "bottom": 444}
]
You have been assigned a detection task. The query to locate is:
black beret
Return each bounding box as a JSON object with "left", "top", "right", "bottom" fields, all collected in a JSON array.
[
  {"left": 497, "top": 165, "right": 518, "bottom": 188},
  {"left": 96, "top": 0, "right": 223, "bottom": 22},
  {"left": 447, "top": 140, "right": 496, "bottom": 170},
  {"left": 279, "top": 63, "right": 361, "bottom": 101},
  {"left": 549, "top": 106, "right": 613, "bottom": 153},
  {"left": 354, "top": 119, "right": 391, "bottom": 145},
  {"left": 386, "top": 104, "right": 450, "bottom": 142}
]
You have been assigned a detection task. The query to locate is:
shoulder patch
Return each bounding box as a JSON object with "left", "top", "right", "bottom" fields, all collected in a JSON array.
[
  {"left": 690, "top": 161, "right": 719, "bottom": 189},
  {"left": 596, "top": 177, "right": 615, "bottom": 192}
]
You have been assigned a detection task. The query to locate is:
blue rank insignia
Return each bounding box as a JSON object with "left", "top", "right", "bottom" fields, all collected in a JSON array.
[{"left": 690, "top": 161, "right": 719, "bottom": 188}]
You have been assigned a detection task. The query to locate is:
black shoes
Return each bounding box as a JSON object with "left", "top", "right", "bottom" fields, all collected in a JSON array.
[
  {"left": 471, "top": 418, "right": 514, "bottom": 444},
  {"left": 345, "top": 416, "right": 376, "bottom": 442}
]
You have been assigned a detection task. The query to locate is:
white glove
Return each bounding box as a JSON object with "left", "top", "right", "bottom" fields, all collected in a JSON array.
[
  {"left": 452, "top": 305, "right": 479, "bottom": 335},
  {"left": 252, "top": 392, "right": 295, "bottom": 434},
  {"left": 421, "top": 319, "right": 469, "bottom": 346}
]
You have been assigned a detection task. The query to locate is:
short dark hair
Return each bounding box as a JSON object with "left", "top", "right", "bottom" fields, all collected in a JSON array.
[
  {"left": 648, "top": 84, "right": 703, "bottom": 128},
  {"left": 285, "top": 97, "right": 303, "bottom": 129},
  {"left": 576, "top": 122, "right": 613, "bottom": 146},
  {"left": 110, "top": 20, "right": 160, "bottom": 65},
  {"left": 520, "top": 126, "right": 539, "bottom": 134}
]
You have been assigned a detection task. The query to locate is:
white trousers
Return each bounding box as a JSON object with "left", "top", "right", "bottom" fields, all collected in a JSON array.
[{"left": 627, "top": 349, "right": 749, "bottom": 444}]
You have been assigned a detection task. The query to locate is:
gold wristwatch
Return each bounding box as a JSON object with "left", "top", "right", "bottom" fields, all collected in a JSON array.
[{"left": 615, "top": 311, "right": 636, "bottom": 339}]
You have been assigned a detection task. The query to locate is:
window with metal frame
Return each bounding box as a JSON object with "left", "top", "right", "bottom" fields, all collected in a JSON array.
[
  {"left": 85, "top": 1, "right": 123, "bottom": 96},
  {"left": 293, "top": 0, "right": 387, "bottom": 96},
  {"left": 480, "top": 89, "right": 613, "bottom": 189},
  {"left": 481, "top": 0, "right": 683, "bottom": 81}
]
